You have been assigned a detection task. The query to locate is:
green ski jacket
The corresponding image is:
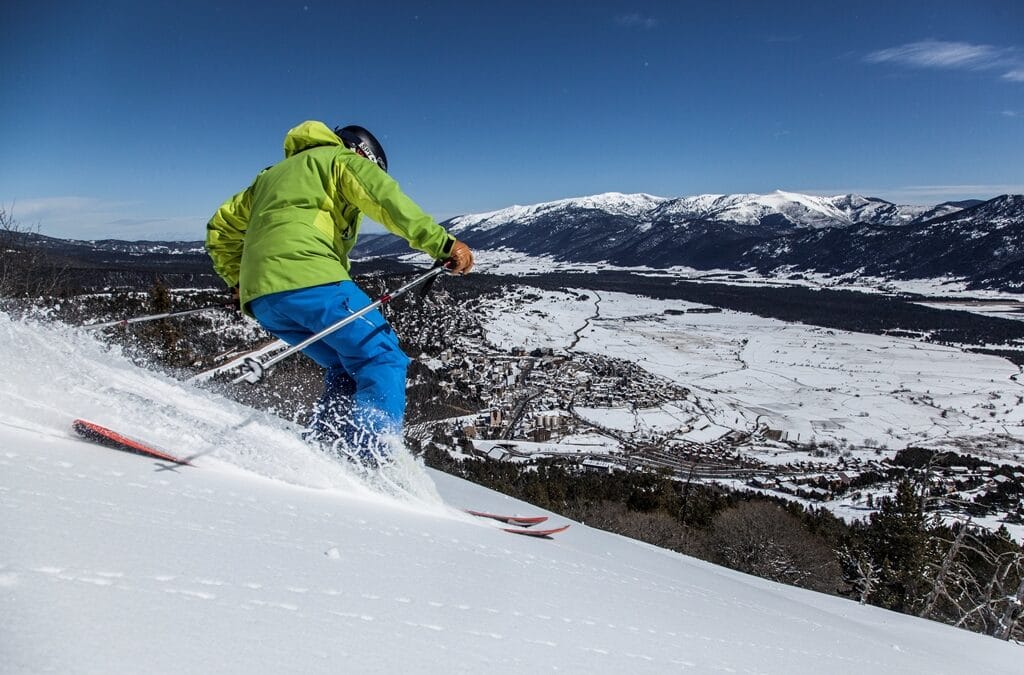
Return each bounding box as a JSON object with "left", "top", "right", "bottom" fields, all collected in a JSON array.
[{"left": 206, "top": 120, "right": 454, "bottom": 310}]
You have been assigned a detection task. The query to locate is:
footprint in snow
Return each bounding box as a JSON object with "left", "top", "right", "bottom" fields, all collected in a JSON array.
[
  {"left": 33, "top": 566, "right": 64, "bottom": 575},
  {"left": 164, "top": 588, "right": 216, "bottom": 600}
]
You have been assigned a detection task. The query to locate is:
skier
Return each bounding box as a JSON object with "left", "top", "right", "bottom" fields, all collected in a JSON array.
[{"left": 206, "top": 120, "right": 473, "bottom": 467}]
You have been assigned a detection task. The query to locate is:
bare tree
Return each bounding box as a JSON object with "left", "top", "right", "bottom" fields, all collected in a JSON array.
[
  {"left": 916, "top": 518, "right": 1024, "bottom": 641},
  {"left": 995, "top": 570, "right": 1024, "bottom": 641},
  {"left": 952, "top": 542, "right": 1024, "bottom": 641},
  {"left": 920, "top": 518, "right": 970, "bottom": 619},
  {"left": 841, "top": 547, "right": 881, "bottom": 605},
  {"left": 0, "top": 208, "right": 69, "bottom": 300},
  {"left": 710, "top": 501, "right": 844, "bottom": 593},
  {"left": 563, "top": 499, "right": 709, "bottom": 559}
]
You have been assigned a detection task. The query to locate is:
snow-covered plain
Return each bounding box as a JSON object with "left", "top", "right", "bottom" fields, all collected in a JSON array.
[
  {"left": 462, "top": 248, "right": 1024, "bottom": 303},
  {"left": 3, "top": 314, "right": 1022, "bottom": 672},
  {"left": 480, "top": 285, "right": 1024, "bottom": 460},
  {"left": 914, "top": 299, "right": 1024, "bottom": 323}
]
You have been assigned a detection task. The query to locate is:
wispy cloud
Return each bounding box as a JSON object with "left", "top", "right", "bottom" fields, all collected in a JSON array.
[
  {"left": 866, "top": 40, "right": 1004, "bottom": 69},
  {"left": 615, "top": 13, "right": 658, "bottom": 30},
  {"left": 2, "top": 196, "right": 201, "bottom": 240},
  {"left": 880, "top": 184, "right": 1024, "bottom": 203},
  {"left": 1003, "top": 110, "right": 1020, "bottom": 117},
  {"left": 7, "top": 196, "right": 122, "bottom": 218},
  {"left": 865, "top": 40, "right": 1023, "bottom": 83}
]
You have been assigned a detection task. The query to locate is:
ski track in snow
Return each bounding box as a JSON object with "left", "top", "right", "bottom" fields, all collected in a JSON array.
[{"left": 2, "top": 313, "right": 1022, "bottom": 673}]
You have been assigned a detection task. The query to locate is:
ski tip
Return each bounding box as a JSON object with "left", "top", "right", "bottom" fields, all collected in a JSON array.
[
  {"left": 465, "top": 509, "right": 550, "bottom": 527},
  {"left": 72, "top": 419, "right": 192, "bottom": 466},
  {"left": 502, "top": 524, "right": 571, "bottom": 538}
]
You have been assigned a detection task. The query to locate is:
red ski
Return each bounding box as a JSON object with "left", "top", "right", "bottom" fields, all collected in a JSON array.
[
  {"left": 502, "top": 524, "right": 571, "bottom": 538},
  {"left": 465, "top": 509, "right": 549, "bottom": 528},
  {"left": 72, "top": 419, "right": 192, "bottom": 466},
  {"left": 466, "top": 510, "right": 570, "bottom": 537}
]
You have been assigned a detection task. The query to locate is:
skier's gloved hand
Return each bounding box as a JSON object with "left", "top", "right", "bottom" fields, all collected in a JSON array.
[{"left": 445, "top": 240, "right": 474, "bottom": 275}]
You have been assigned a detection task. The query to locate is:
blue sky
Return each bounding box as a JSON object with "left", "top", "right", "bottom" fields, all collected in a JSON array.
[{"left": 2, "top": 1, "right": 1022, "bottom": 239}]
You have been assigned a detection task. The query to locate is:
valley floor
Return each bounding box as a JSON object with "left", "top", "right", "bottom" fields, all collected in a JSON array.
[{"left": 396, "top": 252, "right": 1024, "bottom": 537}]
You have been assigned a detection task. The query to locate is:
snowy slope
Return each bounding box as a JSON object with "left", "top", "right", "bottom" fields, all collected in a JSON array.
[{"left": 1, "top": 313, "right": 1020, "bottom": 673}]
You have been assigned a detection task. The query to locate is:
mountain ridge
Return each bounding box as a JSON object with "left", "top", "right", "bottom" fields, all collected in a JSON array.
[
  {"left": 11, "top": 191, "right": 1024, "bottom": 291},
  {"left": 358, "top": 191, "right": 1023, "bottom": 291},
  {"left": 446, "top": 190, "right": 965, "bottom": 233}
]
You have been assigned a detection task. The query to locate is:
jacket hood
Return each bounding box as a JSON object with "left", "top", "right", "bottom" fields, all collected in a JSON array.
[{"left": 283, "top": 121, "right": 343, "bottom": 158}]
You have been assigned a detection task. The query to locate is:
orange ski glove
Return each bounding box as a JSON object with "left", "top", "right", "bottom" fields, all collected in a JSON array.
[{"left": 446, "top": 240, "right": 474, "bottom": 275}]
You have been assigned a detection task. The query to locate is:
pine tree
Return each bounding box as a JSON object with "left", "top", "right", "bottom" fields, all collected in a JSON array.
[
  {"left": 865, "top": 478, "right": 929, "bottom": 612},
  {"left": 148, "top": 277, "right": 172, "bottom": 313}
]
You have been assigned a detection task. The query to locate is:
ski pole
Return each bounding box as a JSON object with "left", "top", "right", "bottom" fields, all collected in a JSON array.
[
  {"left": 82, "top": 304, "right": 232, "bottom": 330},
  {"left": 233, "top": 265, "right": 448, "bottom": 385}
]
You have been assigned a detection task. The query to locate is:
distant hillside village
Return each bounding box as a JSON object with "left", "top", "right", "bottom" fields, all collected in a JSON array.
[{"left": 387, "top": 284, "right": 1024, "bottom": 528}]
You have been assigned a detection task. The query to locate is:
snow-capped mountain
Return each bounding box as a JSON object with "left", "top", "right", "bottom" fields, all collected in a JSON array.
[
  {"left": 649, "top": 191, "right": 943, "bottom": 229},
  {"left": 450, "top": 192, "right": 667, "bottom": 232},
  {"left": 445, "top": 190, "right": 957, "bottom": 235},
  {"left": 3, "top": 313, "right": 1021, "bottom": 673},
  {"left": 740, "top": 195, "right": 1024, "bottom": 288},
  {"left": 354, "top": 191, "right": 1023, "bottom": 290}
]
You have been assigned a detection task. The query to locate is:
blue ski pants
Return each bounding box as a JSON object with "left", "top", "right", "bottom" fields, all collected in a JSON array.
[{"left": 249, "top": 281, "right": 410, "bottom": 447}]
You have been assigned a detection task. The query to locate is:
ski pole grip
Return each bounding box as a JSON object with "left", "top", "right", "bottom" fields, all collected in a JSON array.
[{"left": 419, "top": 260, "right": 449, "bottom": 299}]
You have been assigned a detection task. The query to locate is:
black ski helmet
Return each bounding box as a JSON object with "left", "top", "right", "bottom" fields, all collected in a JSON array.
[{"left": 334, "top": 125, "right": 388, "bottom": 173}]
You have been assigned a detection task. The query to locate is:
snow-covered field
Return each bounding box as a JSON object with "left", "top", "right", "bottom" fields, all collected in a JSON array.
[
  {"left": 914, "top": 299, "right": 1024, "bottom": 323},
  {"left": 479, "top": 284, "right": 1024, "bottom": 462},
  {"left": 2, "top": 313, "right": 1021, "bottom": 672},
  {"left": 464, "top": 248, "right": 1024, "bottom": 303}
]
